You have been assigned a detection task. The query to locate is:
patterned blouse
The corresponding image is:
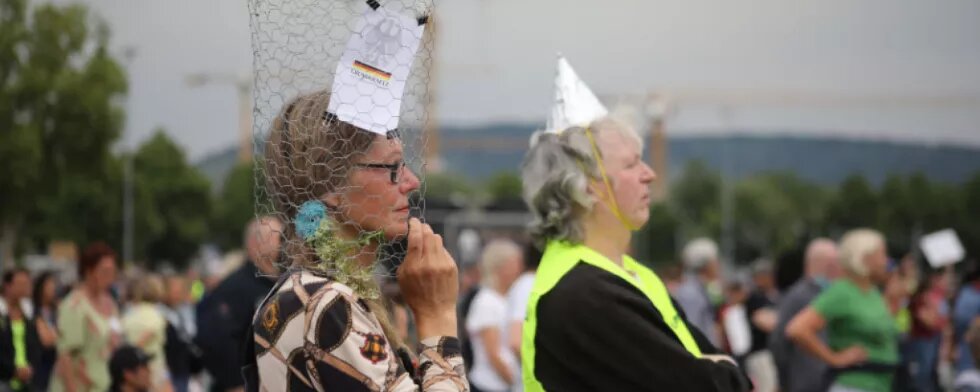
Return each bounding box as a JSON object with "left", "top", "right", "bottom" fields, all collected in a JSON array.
[{"left": 252, "top": 270, "right": 469, "bottom": 391}]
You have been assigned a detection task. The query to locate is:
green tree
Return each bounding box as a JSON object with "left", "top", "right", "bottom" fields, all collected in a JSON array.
[
  {"left": 29, "top": 159, "right": 124, "bottom": 249},
  {"left": 908, "top": 174, "right": 965, "bottom": 233},
  {"left": 961, "top": 172, "right": 980, "bottom": 258},
  {"left": 825, "top": 175, "right": 879, "bottom": 232},
  {"left": 134, "top": 131, "right": 212, "bottom": 268},
  {"left": 877, "top": 174, "right": 918, "bottom": 254},
  {"left": 211, "top": 162, "right": 258, "bottom": 251},
  {"left": 633, "top": 203, "right": 681, "bottom": 266},
  {"left": 876, "top": 173, "right": 967, "bottom": 256},
  {"left": 729, "top": 173, "right": 827, "bottom": 261},
  {"left": 732, "top": 176, "right": 795, "bottom": 260},
  {"left": 0, "top": 0, "right": 127, "bottom": 263},
  {"left": 0, "top": 0, "right": 40, "bottom": 259},
  {"left": 669, "top": 161, "right": 722, "bottom": 239},
  {"left": 485, "top": 171, "right": 523, "bottom": 201},
  {"left": 422, "top": 173, "right": 475, "bottom": 201},
  {"left": 767, "top": 172, "right": 829, "bottom": 235},
  {"left": 879, "top": 175, "right": 914, "bottom": 229}
]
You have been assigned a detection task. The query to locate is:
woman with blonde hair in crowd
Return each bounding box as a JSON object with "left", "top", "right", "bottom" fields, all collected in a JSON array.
[
  {"left": 466, "top": 239, "right": 524, "bottom": 392},
  {"left": 123, "top": 274, "right": 172, "bottom": 392},
  {"left": 787, "top": 229, "right": 899, "bottom": 392}
]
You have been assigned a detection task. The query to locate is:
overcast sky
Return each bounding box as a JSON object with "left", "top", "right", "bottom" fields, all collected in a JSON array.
[{"left": 60, "top": 0, "right": 980, "bottom": 159}]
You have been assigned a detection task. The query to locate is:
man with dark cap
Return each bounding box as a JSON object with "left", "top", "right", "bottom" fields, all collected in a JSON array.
[{"left": 109, "top": 345, "right": 153, "bottom": 392}]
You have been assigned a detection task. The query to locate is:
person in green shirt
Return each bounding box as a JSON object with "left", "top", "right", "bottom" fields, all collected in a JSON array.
[
  {"left": 787, "top": 229, "right": 898, "bottom": 392},
  {"left": 0, "top": 267, "right": 42, "bottom": 392}
]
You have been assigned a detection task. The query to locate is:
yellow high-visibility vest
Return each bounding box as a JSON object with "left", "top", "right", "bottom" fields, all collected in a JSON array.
[{"left": 522, "top": 241, "right": 702, "bottom": 392}]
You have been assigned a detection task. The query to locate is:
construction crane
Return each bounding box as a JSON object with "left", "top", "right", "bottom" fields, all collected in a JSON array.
[{"left": 424, "top": 3, "right": 497, "bottom": 173}]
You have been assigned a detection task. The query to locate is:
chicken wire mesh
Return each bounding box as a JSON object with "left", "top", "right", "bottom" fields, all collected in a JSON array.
[{"left": 248, "top": 0, "right": 436, "bottom": 292}]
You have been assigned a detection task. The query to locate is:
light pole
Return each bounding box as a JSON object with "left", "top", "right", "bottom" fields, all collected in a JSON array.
[
  {"left": 120, "top": 46, "right": 137, "bottom": 265},
  {"left": 718, "top": 105, "right": 736, "bottom": 267}
]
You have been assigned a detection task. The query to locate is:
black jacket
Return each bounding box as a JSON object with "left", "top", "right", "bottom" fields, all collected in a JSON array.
[
  {"left": 195, "top": 262, "right": 275, "bottom": 391},
  {"left": 0, "top": 300, "right": 43, "bottom": 390},
  {"left": 532, "top": 262, "right": 752, "bottom": 391},
  {"left": 163, "top": 307, "right": 203, "bottom": 378}
]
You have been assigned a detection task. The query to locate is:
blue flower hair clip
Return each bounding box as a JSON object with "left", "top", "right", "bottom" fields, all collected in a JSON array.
[{"left": 295, "top": 200, "right": 327, "bottom": 241}]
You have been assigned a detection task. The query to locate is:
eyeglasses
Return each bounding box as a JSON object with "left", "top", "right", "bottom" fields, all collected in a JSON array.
[{"left": 353, "top": 161, "right": 407, "bottom": 184}]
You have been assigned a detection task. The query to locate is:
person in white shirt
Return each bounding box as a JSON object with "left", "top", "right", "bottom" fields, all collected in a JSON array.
[
  {"left": 505, "top": 246, "right": 542, "bottom": 392},
  {"left": 467, "top": 239, "right": 525, "bottom": 392}
]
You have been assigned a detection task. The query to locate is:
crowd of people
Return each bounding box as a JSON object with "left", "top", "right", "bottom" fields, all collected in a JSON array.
[
  {"left": 656, "top": 233, "right": 980, "bottom": 392},
  {"left": 0, "top": 216, "right": 286, "bottom": 392},
  {"left": 1, "top": 224, "right": 977, "bottom": 392},
  {"left": 3, "top": 119, "right": 980, "bottom": 392},
  {"left": 451, "top": 231, "right": 980, "bottom": 392}
]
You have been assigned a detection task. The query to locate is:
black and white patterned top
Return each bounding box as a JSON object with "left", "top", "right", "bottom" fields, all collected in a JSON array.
[{"left": 252, "top": 270, "right": 469, "bottom": 391}]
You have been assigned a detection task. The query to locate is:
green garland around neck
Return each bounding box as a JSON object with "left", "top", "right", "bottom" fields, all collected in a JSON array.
[{"left": 306, "top": 218, "right": 386, "bottom": 300}]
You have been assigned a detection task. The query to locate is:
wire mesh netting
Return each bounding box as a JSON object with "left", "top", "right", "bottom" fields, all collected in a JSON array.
[{"left": 248, "top": 0, "right": 436, "bottom": 290}]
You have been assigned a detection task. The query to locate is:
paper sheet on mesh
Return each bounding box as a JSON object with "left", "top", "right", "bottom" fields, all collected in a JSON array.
[
  {"left": 328, "top": 6, "right": 425, "bottom": 135},
  {"left": 546, "top": 55, "right": 608, "bottom": 133}
]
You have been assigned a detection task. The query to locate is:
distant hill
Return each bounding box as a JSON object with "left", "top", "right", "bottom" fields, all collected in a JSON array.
[
  {"left": 668, "top": 135, "right": 980, "bottom": 185},
  {"left": 438, "top": 124, "right": 980, "bottom": 185},
  {"left": 196, "top": 124, "right": 980, "bottom": 190}
]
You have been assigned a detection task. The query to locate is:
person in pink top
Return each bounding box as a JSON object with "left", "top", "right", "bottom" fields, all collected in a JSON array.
[{"left": 908, "top": 269, "right": 952, "bottom": 392}]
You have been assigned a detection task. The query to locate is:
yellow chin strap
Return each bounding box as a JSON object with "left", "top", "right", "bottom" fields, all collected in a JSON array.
[{"left": 584, "top": 127, "right": 638, "bottom": 231}]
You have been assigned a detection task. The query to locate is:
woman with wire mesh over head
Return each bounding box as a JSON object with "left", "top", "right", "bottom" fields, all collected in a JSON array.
[
  {"left": 246, "top": 91, "right": 468, "bottom": 391},
  {"left": 518, "top": 57, "right": 751, "bottom": 392},
  {"left": 244, "top": 0, "right": 467, "bottom": 389}
]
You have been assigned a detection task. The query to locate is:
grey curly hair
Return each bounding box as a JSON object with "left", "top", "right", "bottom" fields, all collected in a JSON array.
[{"left": 521, "top": 117, "right": 642, "bottom": 247}]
